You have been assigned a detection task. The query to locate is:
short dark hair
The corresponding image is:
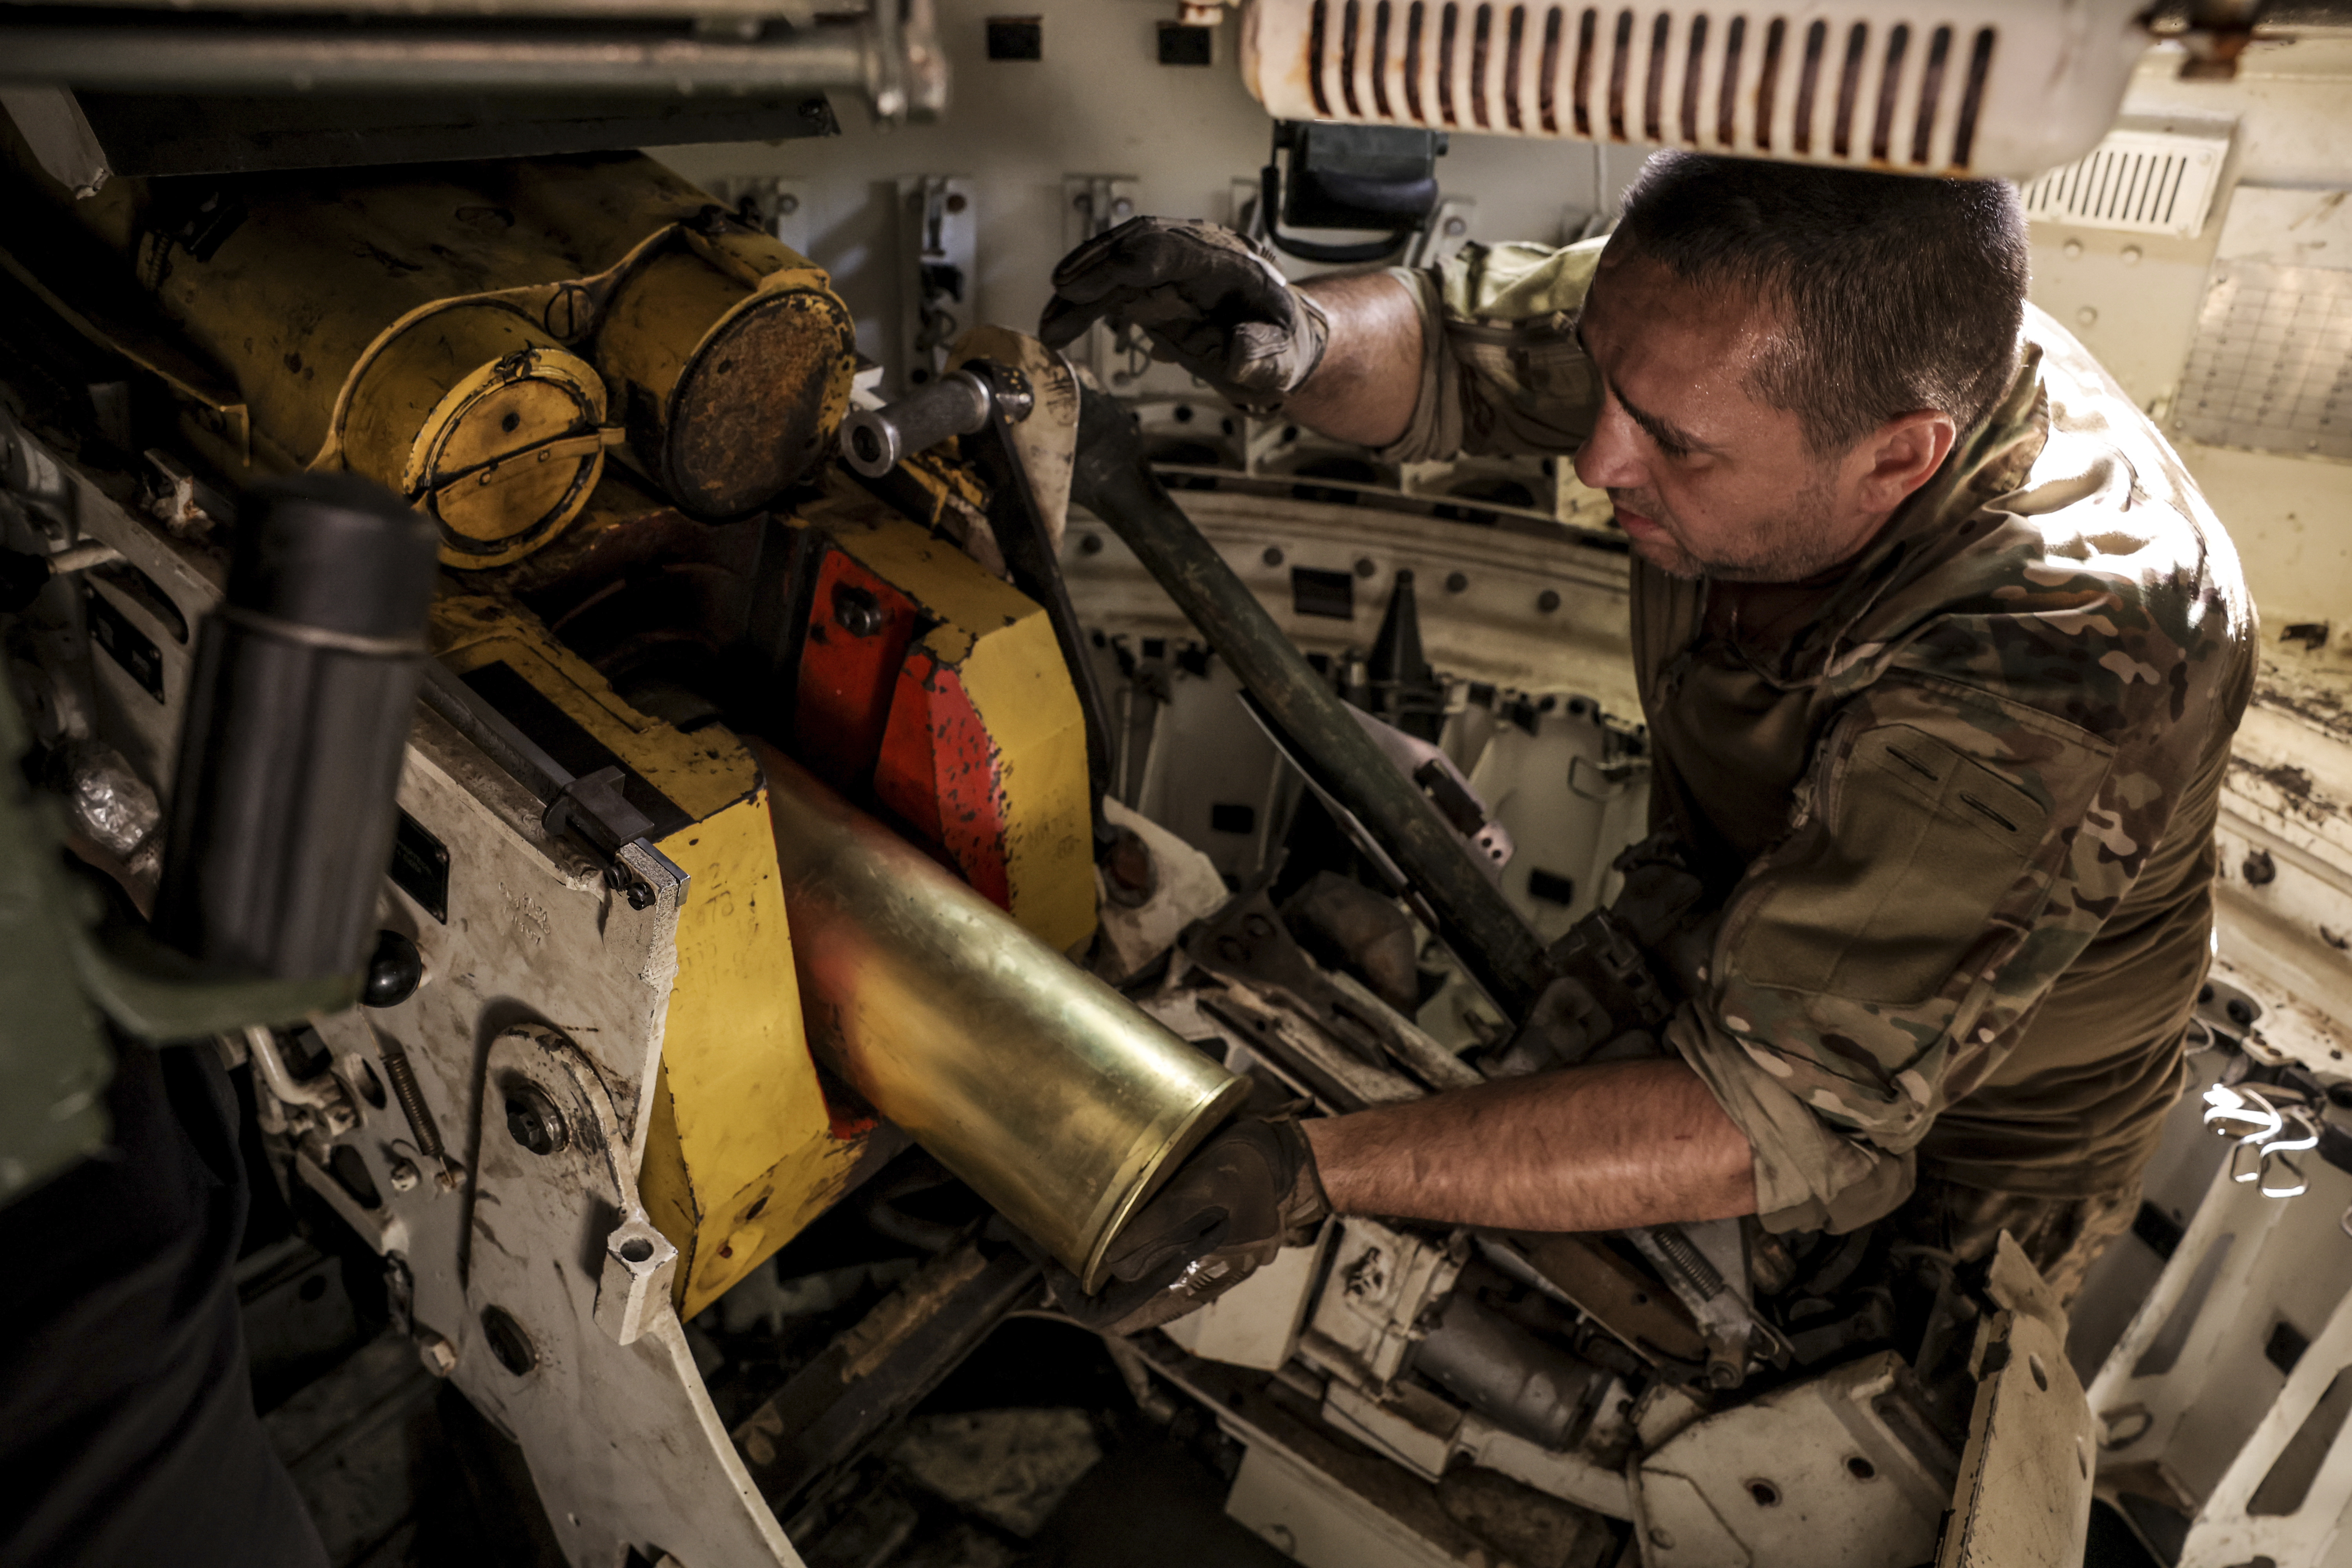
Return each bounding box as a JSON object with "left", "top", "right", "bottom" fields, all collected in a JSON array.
[{"left": 1610, "top": 152, "right": 2029, "bottom": 453}]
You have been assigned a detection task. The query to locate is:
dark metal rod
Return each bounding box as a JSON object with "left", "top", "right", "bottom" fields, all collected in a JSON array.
[
  {"left": 0, "top": 27, "right": 872, "bottom": 94},
  {"left": 1067, "top": 386, "right": 1552, "bottom": 1020}
]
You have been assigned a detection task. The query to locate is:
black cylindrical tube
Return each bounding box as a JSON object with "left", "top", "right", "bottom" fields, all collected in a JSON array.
[
  {"left": 1414, "top": 1287, "right": 1607, "bottom": 1451},
  {"left": 154, "top": 475, "right": 439, "bottom": 981},
  {"left": 1067, "top": 386, "right": 1551, "bottom": 1019}
]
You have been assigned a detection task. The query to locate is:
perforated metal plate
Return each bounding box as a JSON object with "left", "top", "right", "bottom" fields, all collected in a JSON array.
[{"left": 2176, "top": 259, "right": 2352, "bottom": 461}]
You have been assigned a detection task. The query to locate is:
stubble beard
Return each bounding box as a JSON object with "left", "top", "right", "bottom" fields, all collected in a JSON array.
[{"left": 1610, "top": 466, "right": 1846, "bottom": 584}]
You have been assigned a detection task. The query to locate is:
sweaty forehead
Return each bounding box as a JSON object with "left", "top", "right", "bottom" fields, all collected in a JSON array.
[
  {"left": 1581, "top": 248, "right": 1785, "bottom": 413},
  {"left": 1585, "top": 247, "right": 1779, "bottom": 361}
]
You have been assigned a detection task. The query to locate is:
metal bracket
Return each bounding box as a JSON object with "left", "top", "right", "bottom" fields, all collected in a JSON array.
[
  {"left": 896, "top": 175, "right": 977, "bottom": 394},
  {"left": 1406, "top": 196, "right": 1475, "bottom": 269},
  {"left": 417, "top": 663, "right": 683, "bottom": 908},
  {"left": 1060, "top": 174, "right": 1142, "bottom": 387}
]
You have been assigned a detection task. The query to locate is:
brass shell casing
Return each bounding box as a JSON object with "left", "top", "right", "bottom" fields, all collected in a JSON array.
[{"left": 758, "top": 744, "right": 1245, "bottom": 1291}]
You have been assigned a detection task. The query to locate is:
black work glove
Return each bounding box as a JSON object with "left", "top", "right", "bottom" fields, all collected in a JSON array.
[
  {"left": 1037, "top": 217, "right": 1330, "bottom": 415},
  {"left": 1049, "top": 1112, "right": 1330, "bottom": 1336}
]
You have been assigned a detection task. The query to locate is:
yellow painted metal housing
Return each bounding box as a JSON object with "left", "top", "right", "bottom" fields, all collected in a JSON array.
[
  {"left": 430, "top": 593, "right": 866, "bottom": 1316},
  {"left": 9, "top": 148, "right": 853, "bottom": 567}
]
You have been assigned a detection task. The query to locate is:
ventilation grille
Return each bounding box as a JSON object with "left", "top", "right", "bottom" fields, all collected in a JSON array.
[
  {"left": 2018, "top": 126, "right": 2231, "bottom": 239},
  {"left": 1283, "top": 2, "right": 1998, "bottom": 172}
]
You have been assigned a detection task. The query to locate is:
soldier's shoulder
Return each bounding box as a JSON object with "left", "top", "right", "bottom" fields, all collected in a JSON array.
[
  {"left": 1436, "top": 236, "right": 1610, "bottom": 323},
  {"left": 1891, "top": 323, "right": 2257, "bottom": 739}
]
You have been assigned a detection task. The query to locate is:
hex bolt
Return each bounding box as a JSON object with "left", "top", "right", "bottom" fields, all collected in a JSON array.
[
  {"left": 832, "top": 582, "right": 886, "bottom": 637},
  {"left": 505, "top": 1082, "right": 568, "bottom": 1156},
  {"left": 388, "top": 1159, "right": 421, "bottom": 1192}
]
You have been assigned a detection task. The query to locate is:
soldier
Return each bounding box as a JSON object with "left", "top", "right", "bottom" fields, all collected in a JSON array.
[{"left": 1046, "top": 152, "right": 2257, "bottom": 1322}]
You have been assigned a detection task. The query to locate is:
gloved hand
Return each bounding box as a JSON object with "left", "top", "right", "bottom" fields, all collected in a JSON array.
[
  {"left": 1049, "top": 1109, "right": 1330, "bottom": 1336},
  {"left": 1038, "top": 217, "right": 1330, "bottom": 415}
]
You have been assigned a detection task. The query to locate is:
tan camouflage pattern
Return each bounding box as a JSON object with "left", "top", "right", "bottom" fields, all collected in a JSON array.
[
  {"left": 1387, "top": 242, "right": 2258, "bottom": 1234},
  {"left": 1893, "top": 1175, "right": 2139, "bottom": 1308}
]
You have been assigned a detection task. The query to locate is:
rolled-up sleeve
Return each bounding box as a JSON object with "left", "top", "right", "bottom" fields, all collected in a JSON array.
[
  {"left": 1669, "top": 672, "right": 2137, "bottom": 1233},
  {"left": 1369, "top": 239, "right": 1610, "bottom": 465}
]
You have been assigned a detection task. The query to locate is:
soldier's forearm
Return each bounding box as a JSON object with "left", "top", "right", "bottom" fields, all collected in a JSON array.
[
  {"left": 1300, "top": 1058, "right": 1758, "bottom": 1233},
  {"left": 1285, "top": 271, "right": 1424, "bottom": 448}
]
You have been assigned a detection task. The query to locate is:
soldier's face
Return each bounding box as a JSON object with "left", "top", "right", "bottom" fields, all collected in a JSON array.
[{"left": 1573, "top": 248, "right": 1917, "bottom": 583}]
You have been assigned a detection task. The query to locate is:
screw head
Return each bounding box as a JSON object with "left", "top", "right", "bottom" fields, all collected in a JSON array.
[
  {"left": 388, "top": 1159, "right": 421, "bottom": 1192},
  {"left": 832, "top": 582, "right": 886, "bottom": 637},
  {"left": 504, "top": 1084, "right": 568, "bottom": 1156}
]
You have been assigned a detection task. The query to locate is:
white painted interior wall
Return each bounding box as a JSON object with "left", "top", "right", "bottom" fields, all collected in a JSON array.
[{"left": 2030, "top": 39, "right": 2352, "bottom": 636}]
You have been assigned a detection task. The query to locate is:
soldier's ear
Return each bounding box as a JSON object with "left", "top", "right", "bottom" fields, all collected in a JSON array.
[{"left": 1851, "top": 410, "right": 1955, "bottom": 514}]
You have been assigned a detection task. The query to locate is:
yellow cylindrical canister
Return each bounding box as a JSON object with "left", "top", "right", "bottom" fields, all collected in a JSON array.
[
  {"left": 598, "top": 243, "right": 857, "bottom": 521},
  {"left": 339, "top": 303, "right": 611, "bottom": 568},
  {"left": 16, "top": 149, "right": 855, "bottom": 560},
  {"left": 757, "top": 744, "right": 1245, "bottom": 1291}
]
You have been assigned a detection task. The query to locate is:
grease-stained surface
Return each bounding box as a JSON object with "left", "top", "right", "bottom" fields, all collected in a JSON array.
[{"left": 429, "top": 591, "right": 860, "bottom": 1317}]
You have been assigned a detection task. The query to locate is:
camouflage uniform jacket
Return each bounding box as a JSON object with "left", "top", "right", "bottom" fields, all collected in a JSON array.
[{"left": 1379, "top": 241, "right": 2258, "bottom": 1233}]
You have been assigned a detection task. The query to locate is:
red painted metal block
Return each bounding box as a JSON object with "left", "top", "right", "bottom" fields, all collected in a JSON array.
[
  {"left": 873, "top": 645, "right": 1016, "bottom": 914},
  {"left": 794, "top": 547, "right": 920, "bottom": 790}
]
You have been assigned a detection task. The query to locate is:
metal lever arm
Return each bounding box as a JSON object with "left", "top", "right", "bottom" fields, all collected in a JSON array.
[{"left": 1066, "top": 382, "right": 1551, "bottom": 1020}]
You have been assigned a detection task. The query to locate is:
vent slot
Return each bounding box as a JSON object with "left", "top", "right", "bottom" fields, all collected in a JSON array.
[
  {"left": 1791, "top": 19, "right": 1826, "bottom": 155},
  {"left": 1538, "top": 5, "right": 1564, "bottom": 132},
  {"left": 2019, "top": 125, "right": 2232, "bottom": 238},
  {"left": 1831, "top": 22, "right": 1866, "bottom": 157},
  {"left": 1291, "top": 4, "right": 2003, "bottom": 173},
  {"left": 1679, "top": 13, "right": 1706, "bottom": 143}
]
